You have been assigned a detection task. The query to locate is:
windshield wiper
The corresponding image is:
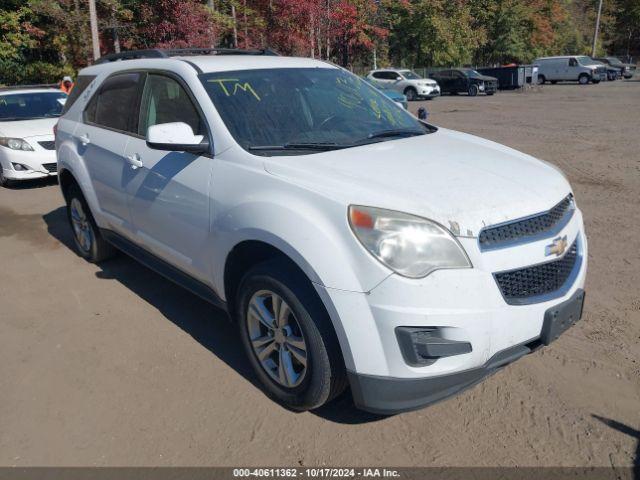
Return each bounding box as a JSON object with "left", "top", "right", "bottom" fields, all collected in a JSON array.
[
  {"left": 248, "top": 142, "right": 350, "bottom": 152},
  {"left": 366, "top": 128, "right": 425, "bottom": 140}
]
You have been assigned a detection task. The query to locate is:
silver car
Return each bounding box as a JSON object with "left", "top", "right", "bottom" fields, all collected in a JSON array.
[{"left": 367, "top": 69, "right": 440, "bottom": 101}]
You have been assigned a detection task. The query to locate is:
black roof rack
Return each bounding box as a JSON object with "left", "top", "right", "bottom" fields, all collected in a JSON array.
[
  {"left": 0, "top": 83, "right": 59, "bottom": 92},
  {"left": 94, "top": 47, "right": 279, "bottom": 64}
]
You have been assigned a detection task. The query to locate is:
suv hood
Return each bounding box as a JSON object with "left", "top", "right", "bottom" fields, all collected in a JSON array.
[
  {"left": 263, "top": 128, "right": 571, "bottom": 237},
  {"left": 0, "top": 118, "right": 58, "bottom": 139},
  {"left": 474, "top": 75, "right": 497, "bottom": 82}
]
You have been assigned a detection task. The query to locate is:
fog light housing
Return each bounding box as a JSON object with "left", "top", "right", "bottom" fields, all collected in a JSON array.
[
  {"left": 396, "top": 327, "right": 472, "bottom": 366},
  {"left": 11, "top": 163, "right": 30, "bottom": 171}
]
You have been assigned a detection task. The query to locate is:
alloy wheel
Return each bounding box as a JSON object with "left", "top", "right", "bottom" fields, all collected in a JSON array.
[
  {"left": 247, "top": 290, "right": 308, "bottom": 388},
  {"left": 70, "top": 197, "right": 93, "bottom": 253}
]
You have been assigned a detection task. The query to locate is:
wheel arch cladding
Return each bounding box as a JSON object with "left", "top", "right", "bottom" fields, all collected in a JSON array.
[{"left": 223, "top": 239, "right": 356, "bottom": 372}]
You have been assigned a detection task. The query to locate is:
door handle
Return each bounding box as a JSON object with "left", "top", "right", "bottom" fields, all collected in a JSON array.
[
  {"left": 126, "top": 153, "right": 143, "bottom": 169},
  {"left": 78, "top": 133, "right": 90, "bottom": 146}
]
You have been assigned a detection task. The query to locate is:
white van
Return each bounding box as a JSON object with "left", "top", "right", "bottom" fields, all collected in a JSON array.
[{"left": 535, "top": 56, "right": 606, "bottom": 84}]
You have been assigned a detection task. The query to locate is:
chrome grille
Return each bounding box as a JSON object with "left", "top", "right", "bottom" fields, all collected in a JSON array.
[
  {"left": 42, "top": 162, "right": 57, "bottom": 173},
  {"left": 494, "top": 240, "right": 578, "bottom": 305},
  {"left": 38, "top": 141, "right": 56, "bottom": 150},
  {"left": 479, "top": 195, "right": 573, "bottom": 249}
]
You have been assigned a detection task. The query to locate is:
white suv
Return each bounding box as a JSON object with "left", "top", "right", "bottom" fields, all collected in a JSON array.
[
  {"left": 366, "top": 69, "right": 440, "bottom": 101},
  {"left": 56, "top": 49, "right": 587, "bottom": 414}
]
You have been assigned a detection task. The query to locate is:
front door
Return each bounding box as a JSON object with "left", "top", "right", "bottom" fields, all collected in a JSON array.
[{"left": 124, "top": 72, "right": 213, "bottom": 281}]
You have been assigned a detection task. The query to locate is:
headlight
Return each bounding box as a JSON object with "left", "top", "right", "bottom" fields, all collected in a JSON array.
[
  {"left": 0, "top": 137, "right": 34, "bottom": 151},
  {"left": 348, "top": 205, "right": 472, "bottom": 278}
]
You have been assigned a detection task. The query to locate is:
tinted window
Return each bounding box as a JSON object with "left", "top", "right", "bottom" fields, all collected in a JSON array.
[
  {"left": 138, "top": 74, "right": 204, "bottom": 137},
  {"left": 62, "top": 75, "right": 96, "bottom": 114},
  {"left": 0, "top": 91, "right": 67, "bottom": 121},
  {"left": 569, "top": 58, "right": 578, "bottom": 67},
  {"left": 85, "top": 72, "right": 141, "bottom": 133},
  {"left": 400, "top": 70, "right": 421, "bottom": 80},
  {"left": 200, "top": 68, "right": 427, "bottom": 155}
]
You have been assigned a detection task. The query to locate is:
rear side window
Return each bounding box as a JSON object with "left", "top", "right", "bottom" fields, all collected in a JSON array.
[
  {"left": 137, "top": 74, "right": 204, "bottom": 136},
  {"left": 85, "top": 72, "right": 142, "bottom": 133},
  {"left": 61, "top": 75, "right": 96, "bottom": 114}
]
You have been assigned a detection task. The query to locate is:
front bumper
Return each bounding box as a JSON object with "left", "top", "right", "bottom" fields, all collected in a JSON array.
[
  {"left": 349, "top": 289, "right": 585, "bottom": 414},
  {"left": 318, "top": 208, "right": 587, "bottom": 413},
  {"left": 0, "top": 142, "right": 57, "bottom": 181},
  {"left": 418, "top": 86, "right": 440, "bottom": 98}
]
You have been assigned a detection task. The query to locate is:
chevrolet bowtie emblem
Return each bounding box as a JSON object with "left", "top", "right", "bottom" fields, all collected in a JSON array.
[{"left": 546, "top": 235, "right": 568, "bottom": 257}]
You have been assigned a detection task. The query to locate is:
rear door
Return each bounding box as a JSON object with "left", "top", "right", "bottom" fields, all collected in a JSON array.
[
  {"left": 123, "top": 72, "right": 213, "bottom": 281},
  {"left": 78, "top": 72, "right": 144, "bottom": 231}
]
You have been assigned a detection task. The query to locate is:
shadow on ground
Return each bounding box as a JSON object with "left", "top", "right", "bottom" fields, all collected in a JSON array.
[
  {"left": 2, "top": 176, "right": 58, "bottom": 190},
  {"left": 592, "top": 414, "right": 639, "bottom": 478},
  {"left": 43, "top": 206, "right": 386, "bottom": 425}
]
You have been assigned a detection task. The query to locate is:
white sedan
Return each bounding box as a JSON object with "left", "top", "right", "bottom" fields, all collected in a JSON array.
[{"left": 0, "top": 88, "right": 67, "bottom": 186}]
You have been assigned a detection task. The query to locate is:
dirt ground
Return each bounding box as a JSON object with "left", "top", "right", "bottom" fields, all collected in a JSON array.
[{"left": 0, "top": 80, "right": 638, "bottom": 468}]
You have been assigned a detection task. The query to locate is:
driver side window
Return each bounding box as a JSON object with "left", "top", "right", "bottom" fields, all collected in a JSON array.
[
  {"left": 569, "top": 58, "right": 578, "bottom": 67},
  {"left": 138, "top": 74, "right": 204, "bottom": 137}
]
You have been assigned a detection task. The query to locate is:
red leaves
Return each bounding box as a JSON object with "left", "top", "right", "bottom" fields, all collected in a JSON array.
[{"left": 139, "top": 0, "right": 216, "bottom": 49}]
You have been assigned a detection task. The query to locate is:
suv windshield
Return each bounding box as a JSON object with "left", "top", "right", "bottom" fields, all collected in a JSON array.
[
  {"left": 400, "top": 70, "right": 421, "bottom": 80},
  {"left": 0, "top": 91, "right": 67, "bottom": 121},
  {"left": 200, "top": 68, "right": 428, "bottom": 155},
  {"left": 606, "top": 57, "right": 623, "bottom": 66}
]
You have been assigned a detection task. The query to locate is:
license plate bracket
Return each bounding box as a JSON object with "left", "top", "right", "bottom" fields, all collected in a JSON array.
[{"left": 540, "top": 289, "right": 585, "bottom": 345}]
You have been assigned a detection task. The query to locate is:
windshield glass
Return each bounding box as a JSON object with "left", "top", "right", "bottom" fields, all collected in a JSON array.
[
  {"left": 465, "top": 69, "right": 483, "bottom": 78},
  {"left": 400, "top": 70, "right": 421, "bottom": 80},
  {"left": 577, "top": 56, "right": 596, "bottom": 65},
  {"left": 200, "top": 68, "right": 427, "bottom": 155},
  {"left": 606, "top": 57, "right": 623, "bottom": 65},
  {"left": 0, "top": 91, "right": 67, "bottom": 121}
]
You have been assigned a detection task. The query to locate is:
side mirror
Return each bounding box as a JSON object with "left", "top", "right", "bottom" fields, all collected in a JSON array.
[{"left": 146, "top": 122, "right": 209, "bottom": 153}]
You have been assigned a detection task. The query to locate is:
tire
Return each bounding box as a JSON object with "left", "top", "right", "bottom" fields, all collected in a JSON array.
[
  {"left": 592, "top": 78, "right": 600, "bottom": 84},
  {"left": 486, "top": 91, "right": 495, "bottom": 96},
  {"left": 468, "top": 84, "right": 479, "bottom": 97},
  {"left": 237, "top": 258, "right": 347, "bottom": 411},
  {"left": 578, "top": 74, "right": 590, "bottom": 85},
  {"left": 65, "top": 183, "right": 116, "bottom": 262},
  {"left": 404, "top": 87, "right": 418, "bottom": 101},
  {"left": 0, "top": 169, "right": 12, "bottom": 188},
  {"left": 537, "top": 75, "right": 546, "bottom": 85},
  {"left": 550, "top": 80, "right": 558, "bottom": 85}
]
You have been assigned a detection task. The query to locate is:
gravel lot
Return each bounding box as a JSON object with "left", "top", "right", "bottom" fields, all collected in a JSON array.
[{"left": 0, "top": 80, "right": 638, "bottom": 468}]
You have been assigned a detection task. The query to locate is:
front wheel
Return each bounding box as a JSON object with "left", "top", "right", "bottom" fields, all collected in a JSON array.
[
  {"left": 0, "top": 169, "right": 11, "bottom": 188},
  {"left": 237, "top": 259, "right": 347, "bottom": 411},
  {"left": 578, "top": 74, "right": 590, "bottom": 85},
  {"left": 66, "top": 184, "right": 116, "bottom": 262},
  {"left": 468, "top": 84, "right": 479, "bottom": 96},
  {"left": 404, "top": 87, "right": 418, "bottom": 101}
]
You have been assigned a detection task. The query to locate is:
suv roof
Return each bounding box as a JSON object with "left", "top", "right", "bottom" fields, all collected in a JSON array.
[{"left": 82, "top": 48, "right": 336, "bottom": 76}]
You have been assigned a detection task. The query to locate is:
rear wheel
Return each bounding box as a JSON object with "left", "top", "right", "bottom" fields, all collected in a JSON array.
[
  {"left": 550, "top": 80, "right": 558, "bottom": 84},
  {"left": 537, "top": 75, "right": 546, "bottom": 85},
  {"left": 66, "top": 184, "right": 116, "bottom": 262},
  {"left": 468, "top": 84, "right": 479, "bottom": 96},
  {"left": 404, "top": 87, "right": 418, "bottom": 101},
  {"left": 237, "top": 259, "right": 347, "bottom": 411}
]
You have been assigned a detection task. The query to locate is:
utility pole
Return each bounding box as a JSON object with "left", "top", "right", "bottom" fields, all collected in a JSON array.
[
  {"left": 88, "top": 0, "right": 100, "bottom": 61},
  {"left": 231, "top": 4, "right": 238, "bottom": 48},
  {"left": 592, "top": 0, "right": 603, "bottom": 57}
]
